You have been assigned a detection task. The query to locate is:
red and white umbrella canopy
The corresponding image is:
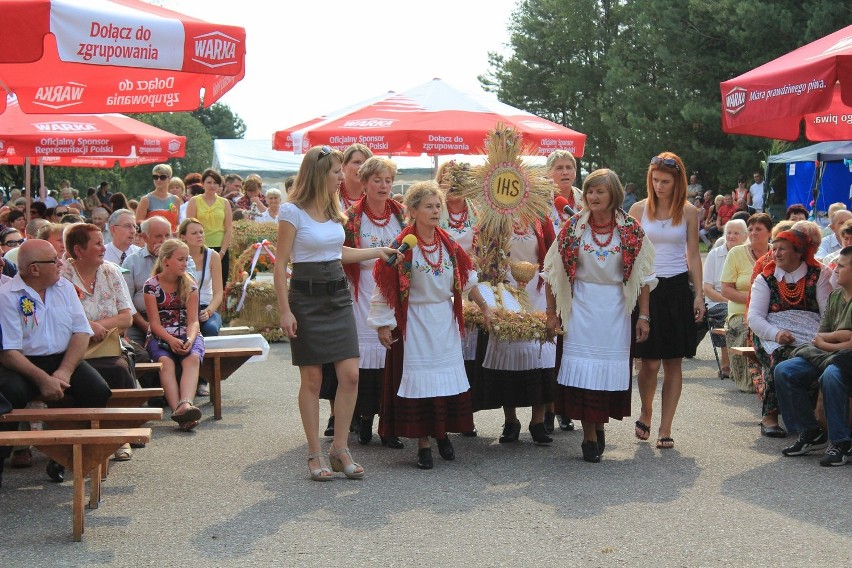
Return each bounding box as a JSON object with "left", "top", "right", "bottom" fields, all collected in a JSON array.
[
  {"left": 0, "top": 0, "right": 246, "bottom": 114},
  {"left": 721, "top": 25, "right": 852, "bottom": 141},
  {"left": 0, "top": 95, "right": 185, "bottom": 166},
  {"left": 273, "top": 79, "right": 586, "bottom": 157}
]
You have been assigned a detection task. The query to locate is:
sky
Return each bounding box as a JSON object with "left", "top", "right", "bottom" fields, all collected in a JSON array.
[{"left": 160, "top": 0, "right": 520, "bottom": 140}]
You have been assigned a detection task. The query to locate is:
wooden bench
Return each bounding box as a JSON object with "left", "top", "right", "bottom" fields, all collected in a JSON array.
[
  {"left": 203, "top": 347, "right": 263, "bottom": 419},
  {"left": 0, "top": 407, "right": 162, "bottom": 506},
  {"left": 0, "top": 428, "right": 151, "bottom": 541},
  {"left": 730, "top": 346, "right": 759, "bottom": 364},
  {"left": 134, "top": 362, "right": 162, "bottom": 374},
  {"left": 45, "top": 388, "right": 165, "bottom": 409}
]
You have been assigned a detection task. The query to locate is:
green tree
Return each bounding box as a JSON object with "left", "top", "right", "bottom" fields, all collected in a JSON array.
[
  {"left": 192, "top": 102, "right": 246, "bottom": 140},
  {"left": 482, "top": 0, "right": 851, "bottom": 196}
]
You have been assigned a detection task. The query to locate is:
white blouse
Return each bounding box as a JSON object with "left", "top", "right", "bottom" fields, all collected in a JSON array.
[{"left": 278, "top": 203, "right": 343, "bottom": 262}]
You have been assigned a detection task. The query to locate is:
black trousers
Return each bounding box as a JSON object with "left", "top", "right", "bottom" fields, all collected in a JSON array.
[{"left": 0, "top": 353, "right": 111, "bottom": 460}]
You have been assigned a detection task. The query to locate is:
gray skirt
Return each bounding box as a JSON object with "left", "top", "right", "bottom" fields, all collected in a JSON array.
[{"left": 288, "top": 261, "right": 359, "bottom": 366}]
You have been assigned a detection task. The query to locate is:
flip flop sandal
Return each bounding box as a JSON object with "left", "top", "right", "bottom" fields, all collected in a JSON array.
[
  {"left": 171, "top": 400, "right": 202, "bottom": 424},
  {"left": 656, "top": 437, "right": 675, "bottom": 449},
  {"left": 634, "top": 420, "right": 651, "bottom": 441}
]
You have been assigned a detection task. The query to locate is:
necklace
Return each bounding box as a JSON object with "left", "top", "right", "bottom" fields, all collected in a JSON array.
[
  {"left": 589, "top": 213, "right": 616, "bottom": 249},
  {"left": 777, "top": 276, "right": 805, "bottom": 306},
  {"left": 447, "top": 206, "right": 469, "bottom": 230},
  {"left": 340, "top": 189, "right": 360, "bottom": 210},
  {"left": 416, "top": 231, "right": 444, "bottom": 271},
  {"left": 363, "top": 200, "right": 392, "bottom": 227},
  {"left": 73, "top": 264, "right": 97, "bottom": 292}
]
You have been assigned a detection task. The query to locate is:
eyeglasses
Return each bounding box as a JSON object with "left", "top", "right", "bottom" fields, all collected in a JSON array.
[
  {"left": 317, "top": 146, "right": 333, "bottom": 160},
  {"left": 31, "top": 258, "right": 60, "bottom": 266},
  {"left": 54, "top": 210, "right": 69, "bottom": 215},
  {"left": 3, "top": 239, "right": 24, "bottom": 247},
  {"left": 114, "top": 223, "right": 137, "bottom": 230},
  {"left": 650, "top": 156, "right": 681, "bottom": 172},
  {"left": 152, "top": 174, "right": 170, "bottom": 181}
]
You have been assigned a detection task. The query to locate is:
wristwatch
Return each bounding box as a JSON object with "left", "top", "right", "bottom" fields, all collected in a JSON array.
[{"left": 638, "top": 315, "right": 651, "bottom": 323}]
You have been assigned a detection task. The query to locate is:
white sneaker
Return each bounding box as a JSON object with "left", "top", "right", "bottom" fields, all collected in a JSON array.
[{"left": 196, "top": 382, "right": 210, "bottom": 397}]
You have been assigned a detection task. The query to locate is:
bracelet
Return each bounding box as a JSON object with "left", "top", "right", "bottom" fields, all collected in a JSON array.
[
  {"left": 638, "top": 314, "right": 650, "bottom": 322},
  {"left": 545, "top": 307, "right": 557, "bottom": 313}
]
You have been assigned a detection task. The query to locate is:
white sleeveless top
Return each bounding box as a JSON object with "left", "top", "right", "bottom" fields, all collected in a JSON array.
[{"left": 642, "top": 207, "right": 687, "bottom": 277}]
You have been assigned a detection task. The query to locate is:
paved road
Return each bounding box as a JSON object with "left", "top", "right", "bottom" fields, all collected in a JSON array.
[{"left": 1, "top": 338, "right": 850, "bottom": 567}]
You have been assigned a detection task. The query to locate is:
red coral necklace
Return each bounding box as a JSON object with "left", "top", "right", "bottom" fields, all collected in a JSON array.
[
  {"left": 589, "top": 213, "right": 616, "bottom": 248},
  {"left": 417, "top": 230, "right": 444, "bottom": 270},
  {"left": 363, "top": 200, "right": 392, "bottom": 227},
  {"left": 447, "top": 205, "right": 469, "bottom": 230}
]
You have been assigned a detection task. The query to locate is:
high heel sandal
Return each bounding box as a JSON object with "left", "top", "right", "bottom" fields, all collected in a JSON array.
[
  {"left": 307, "top": 452, "right": 333, "bottom": 482},
  {"left": 329, "top": 445, "right": 365, "bottom": 479}
]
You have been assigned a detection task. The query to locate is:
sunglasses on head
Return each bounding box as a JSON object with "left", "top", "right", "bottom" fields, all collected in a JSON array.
[
  {"left": 650, "top": 156, "right": 680, "bottom": 172},
  {"left": 316, "top": 146, "right": 333, "bottom": 160},
  {"left": 152, "top": 174, "right": 169, "bottom": 181}
]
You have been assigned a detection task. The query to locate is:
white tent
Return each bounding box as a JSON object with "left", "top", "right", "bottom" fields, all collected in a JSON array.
[{"left": 212, "top": 139, "right": 438, "bottom": 178}]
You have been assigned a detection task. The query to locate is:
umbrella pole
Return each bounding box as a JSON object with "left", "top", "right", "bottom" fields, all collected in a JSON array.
[
  {"left": 813, "top": 161, "right": 826, "bottom": 223},
  {"left": 24, "top": 157, "right": 31, "bottom": 224},
  {"left": 433, "top": 155, "right": 438, "bottom": 179}
]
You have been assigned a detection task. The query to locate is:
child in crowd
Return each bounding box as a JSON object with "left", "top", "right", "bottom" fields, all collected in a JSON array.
[{"left": 144, "top": 239, "right": 205, "bottom": 431}]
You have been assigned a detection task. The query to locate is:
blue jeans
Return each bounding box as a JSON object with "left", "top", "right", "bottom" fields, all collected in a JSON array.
[
  {"left": 774, "top": 357, "right": 851, "bottom": 443},
  {"left": 200, "top": 311, "right": 222, "bottom": 338}
]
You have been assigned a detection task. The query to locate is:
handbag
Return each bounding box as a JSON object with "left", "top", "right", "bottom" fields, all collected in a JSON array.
[{"left": 84, "top": 328, "right": 123, "bottom": 359}]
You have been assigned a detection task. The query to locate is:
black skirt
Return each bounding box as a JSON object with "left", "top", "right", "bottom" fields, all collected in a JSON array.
[
  {"left": 633, "top": 271, "right": 697, "bottom": 360},
  {"left": 472, "top": 367, "right": 555, "bottom": 411},
  {"left": 355, "top": 367, "right": 384, "bottom": 417},
  {"left": 288, "top": 261, "right": 359, "bottom": 366}
]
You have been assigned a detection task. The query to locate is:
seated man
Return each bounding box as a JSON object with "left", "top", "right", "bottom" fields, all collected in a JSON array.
[
  {"left": 104, "top": 208, "right": 140, "bottom": 266},
  {"left": 817, "top": 209, "right": 852, "bottom": 261},
  {"left": 0, "top": 240, "right": 111, "bottom": 488},
  {"left": 774, "top": 246, "right": 852, "bottom": 466}
]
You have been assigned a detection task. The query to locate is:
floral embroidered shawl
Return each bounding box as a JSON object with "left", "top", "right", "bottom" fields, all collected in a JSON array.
[
  {"left": 543, "top": 209, "right": 655, "bottom": 321},
  {"left": 373, "top": 225, "right": 473, "bottom": 339},
  {"left": 343, "top": 196, "right": 406, "bottom": 299}
]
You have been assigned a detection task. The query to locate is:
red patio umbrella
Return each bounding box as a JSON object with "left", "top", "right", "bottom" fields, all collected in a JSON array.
[
  {"left": 0, "top": 95, "right": 185, "bottom": 212},
  {"left": 0, "top": 0, "right": 246, "bottom": 114},
  {"left": 720, "top": 25, "right": 852, "bottom": 141},
  {"left": 273, "top": 79, "right": 586, "bottom": 157}
]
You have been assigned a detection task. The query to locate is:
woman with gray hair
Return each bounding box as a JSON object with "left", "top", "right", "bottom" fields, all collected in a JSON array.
[
  {"left": 702, "top": 219, "right": 747, "bottom": 379},
  {"left": 135, "top": 163, "right": 182, "bottom": 232},
  {"left": 256, "top": 189, "right": 283, "bottom": 223}
]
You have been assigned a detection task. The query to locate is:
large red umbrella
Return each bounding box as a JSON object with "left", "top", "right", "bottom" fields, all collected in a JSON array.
[
  {"left": 0, "top": 95, "right": 185, "bottom": 212},
  {"left": 0, "top": 0, "right": 246, "bottom": 115},
  {"left": 720, "top": 25, "right": 852, "bottom": 140},
  {"left": 0, "top": 96, "right": 185, "bottom": 163},
  {"left": 273, "top": 79, "right": 586, "bottom": 157}
]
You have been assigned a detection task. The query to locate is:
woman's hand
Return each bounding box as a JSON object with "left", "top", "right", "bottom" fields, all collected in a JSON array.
[
  {"left": 545, "top": 313, "right": 562, "bottom": 341},
  {"left": 199, "top": 307, "right": 210, "bottom": 322},
  {"left": 280, "top": 310, "right": 297, "bottom": 339},
  {"left": 693, "top": 297, "right": 706, "bottom": 322},
  {"left": 90, "top": 321, "right": 108, "bottom": 342},
  {"left": 166, "top": 335, "right": 185, "bottom": 354},
  {"left": 377, "top": 247, "right": 402, "bottom": 265},
  {"left": 480, "top": 305, "right": 492, "bottom": 329},
  {"left": 378, "top": 326, "right": 394, "bottom": 349},
  {"left": 636, "top": 319, "right": 650, "bottom": 343},
  {"left": 775, "top": 329, "right": 795, "bottom": 345}
]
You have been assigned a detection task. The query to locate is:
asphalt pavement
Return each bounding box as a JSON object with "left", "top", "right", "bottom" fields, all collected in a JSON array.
[{"left": 1, "top": 337, "right": 850, "bottom": 567}]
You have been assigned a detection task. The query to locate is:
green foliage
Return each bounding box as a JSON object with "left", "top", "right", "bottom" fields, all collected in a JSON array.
[
  {"left": 481, "top": 0, "right": 851, "bottom": 195},
  {"left": 192, "top": 102, "right": 247, "bottom": 140}
]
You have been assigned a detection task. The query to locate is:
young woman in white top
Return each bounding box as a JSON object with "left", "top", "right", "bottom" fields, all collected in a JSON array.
[
  {"left": 274, "top": 146, "right": 398, "bottom": 482},
  {"left": 628, "top": 152, "right": 705, "bottom": 450}
]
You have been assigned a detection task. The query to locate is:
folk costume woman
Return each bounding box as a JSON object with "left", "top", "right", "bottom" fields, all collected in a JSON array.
[
  {"left": 343, "top": 157, "right": 406, "bottom": 449},
  {"left": 476, "top": 213, "right": 557, "bottom": 445},
  {"left": 437, "top": 161, "right": 480, "bottom": 437},
  {"left": 747, "top": 229, "right": 832, "bottom": 436},
  {"left": 369, "top": 181, "right": 491, "bottom": 470},
  {"left": 544, "top": 169, "right": 655, "bottom": 463}
]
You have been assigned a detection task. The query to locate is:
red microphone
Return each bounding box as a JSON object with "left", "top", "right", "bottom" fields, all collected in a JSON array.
[{"left": 554, "top": 196, "right": 575, "bottom": 217}]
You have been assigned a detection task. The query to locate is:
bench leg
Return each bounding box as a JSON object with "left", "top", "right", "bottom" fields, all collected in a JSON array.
[
  {"left": 73, "top": 444, "right": 84, "bottom": 542},
  {"left": 90, "top": 465, "right": 101, "bottom": 510},
  {"left": 212, "top": 358, "right": 223, "bottom": 420}
]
